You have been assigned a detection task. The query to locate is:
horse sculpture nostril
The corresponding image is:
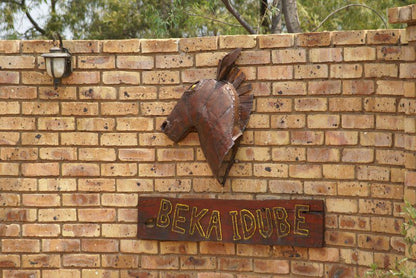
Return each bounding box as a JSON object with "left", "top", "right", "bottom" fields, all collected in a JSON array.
[{"left": 161, "top": 120, "right": 168, "bottom": 131}]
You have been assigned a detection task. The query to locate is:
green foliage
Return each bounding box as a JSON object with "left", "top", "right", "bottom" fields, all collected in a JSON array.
[
  {"left": 365, "top": 201, "right": 416, "bottom": 278},
  {"left": 0, "top": 0, "right": 414, "bottom": 39}
]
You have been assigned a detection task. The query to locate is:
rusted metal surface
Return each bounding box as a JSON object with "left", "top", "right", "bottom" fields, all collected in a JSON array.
[
  {"left": 161, "top": 48, "right": 253, "bottom": 185},
  {"left": 138, "top": 197, "right": 324, "bottom": 247}
]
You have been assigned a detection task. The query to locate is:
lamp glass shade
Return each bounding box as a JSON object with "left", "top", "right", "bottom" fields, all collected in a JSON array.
[{"left": 45, "top": 57, "right": 66, "bottom": 78}]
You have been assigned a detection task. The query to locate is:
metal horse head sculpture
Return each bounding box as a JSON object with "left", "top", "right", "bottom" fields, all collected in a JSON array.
[{"left": 161, "top": 48, "right": 253, "bottom": 185}]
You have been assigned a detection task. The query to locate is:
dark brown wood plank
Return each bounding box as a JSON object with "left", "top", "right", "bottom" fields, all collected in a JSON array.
[{"left": 138, "top": 197, "right": 324, "bottom": 247}]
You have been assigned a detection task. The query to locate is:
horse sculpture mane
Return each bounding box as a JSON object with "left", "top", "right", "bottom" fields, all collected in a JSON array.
[{"left": 161, "top": 48, "right": 253, "bottom": 185}]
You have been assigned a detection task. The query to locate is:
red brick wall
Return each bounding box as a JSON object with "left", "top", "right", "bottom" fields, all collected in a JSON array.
[{"left": 0, "top": 12, "right": 415, "bottom": 277}]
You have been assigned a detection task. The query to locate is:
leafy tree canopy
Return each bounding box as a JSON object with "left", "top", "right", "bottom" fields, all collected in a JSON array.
[{"left": 0, "top": 0, "right": 413, "bottom": 40}]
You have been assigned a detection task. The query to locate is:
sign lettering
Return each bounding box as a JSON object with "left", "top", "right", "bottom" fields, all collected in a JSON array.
[{"left": 138, "top": 197, "right": 324, "bottom": 247}]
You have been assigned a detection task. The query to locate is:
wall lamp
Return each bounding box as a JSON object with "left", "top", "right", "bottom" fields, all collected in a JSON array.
[{"left": 41, "top": 34, "right": 72, "bottom": 89}]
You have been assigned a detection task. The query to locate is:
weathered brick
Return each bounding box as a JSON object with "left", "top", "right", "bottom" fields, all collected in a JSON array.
[
  {"left": 156, "top": 54, "right": 193, "bottom": 68},
  {"left": 116, "top": 179, "right": 153, "bottom": 192},
  {"left": 358, "top": 234, "right": 390, "bottom": 251},
  {"left": 323, "top": 165, "right": 355, "bottom": 180},
  {"left": 0, "top": 40, "right": 20, "bottom": 53},
  {"left": 325, "top": 231, "right": 356, "bottom": 246},
  {"left": 273, "top": 49, "right": 306, "bottom": 64},
  {"left": 62, "top": 71, "right": 100, "bottom": 85},
  {"left": 62, "top": 163, "right": 100, "bottom": 177},
  {"left": 367, "top": 30, "right": 400, "bottom": 44},
  {"left": 342, "top": 148, "right": 374, "bottom": 163},
  {"left": 308, "top": 114, "right": 339, "bottom": 129},
  {"left": 309, "top": 48, "right": 342, "bottom": 62},
  {"left": 141, "top": 39, "right": 178, "bottom": 53},
  {"left": 38, "top": 117, "right": 75, "bottom": 130},
  {"left": 256, "top": 97, "right": 292, "bottom": 112},
  {"left": 400, "top": 63, "right": 416, "bottom": 78},
  {"left": 365, "top": 63, "right": 398, "bottom": 78},
  {"left": 82, "top": 239, "right": 118, "bottom": 252},
  {"left": 62, "top": 193, "right": 100, "bottom": 206},
  {"left": 305, "top": 181, "right": 337, "bottom": 195},
  {"left": 376, "top": 115, "right": 403, "bottom": 130},
  {"left": 78, "top": 178, "right": 115, "bottom": 192},
  {"left": 307, "top": 148, "right": 340, "bottom": 162},
  {"left": 291, "top": 131, "right": 324, "bottom": 145},
  {"left": 343, "top": 79, "right": 374, "bottom": 95},
  {"left": 2, "top": 239, "right": 40, "bottom": 253},
  {"left": 21, "top": 162, "right": 59, "bottom": 177},
  {"left": 339, "top": 215, "right": 370, "bottom": 230},
  {"left": 143, "top": 70, "right": 180, "bottom": 84},
  {"left": 61, "top": 102, "right": 99, "bottom": 116},
  {"left": 78, "top": 55, "right": 115, "bottom": 69},
  {"left": 62, "top": 224, "right": 100, "bottom": 237},
  {"left": 294, "top": 64, "right": 328, "bottom": 79},
  {"left": 61, "top": 132, "right": 98, "bottom": 145},
  {"left": 371, "top": 216, "right": 402, "bottom": 234},
  {"left": 120, "top": 86, "right": 157, "bottom": 100},
  {"left": 0, "top": 254, "right": 20, "bottom": 267},
  {"left": 0, "top": 71, "right": 19, "bottom": 84},
  {"left": 359, "top": 199, "right": 392, "bottom": 215},
  {"left": 271, "top": 114, "right": 305, "bottom": 129},
  {"left": 258, "top": 34, "right": 294, "bottom": 48},
  {"left": 254, "top": 259, "right": 289, "bottom": 274},
  {"left": 297, "top": 32, "right": 331, "bottom": 47},
  {"left": 82, "top": 270, "right": 119, "bottom": 278},
  {"left": 333, "top": 30, "right": 366, "bottom": 45},
  {"left": 344, "top": 47, "right": 376, "bottom": 61},
  {"left": 377, "top": 45, "right": 415, "bottom": 61},
  {"left": 102, "top": 224, "right": 136, "bottom": 238},
  {"left": 258, "top": 65, "right": 293, "bottom": 80},
  {"left": 62, "top": 254, "right": 99, "bottom": 267},
  {"left": 289, "top": 165, "right": 321, "bottom": 179},
  {"left": 269, "top": 180, "right": 303, "bottom": 194},
  {"left": 103, "top": 39, "right": 140, "bottom": 53},
  {"left": 118, "top": 55, "right": 154, "bottom": 69},
  {"left": 103, "top": 71, "right": 140, "bottom": 84},
  {"left": 330, "top": 64, "right": 362, "bottom": 78},
  {"left": 342, "top": 115, "right": 374, "bottom": 129},
  {"left": 39, "top": 209, "right": 76, "bottom": 222},
  {"left": 329, "top": 97, "right": 362, "bottom": 112},
  {"left": 254, "top": 130, "right": 289, "bottom": 145},
  {"left": 101, "top": 133, "right": 138, "bottom": 146},
  {"left": 180, "top": 37, "right": 217, "bottom": 52},
  {"left": 308, "top": 80, "right": 341, "bottom": 95},
  {"left": 77, "top": 118, "right": 115, "bottom": 131},
  {"left": 121, "top": 239, "right": 158, "bottom": 254},
  {"left": 292, "top": 261, "right": 324, "bottom": 276},
  {"left": 272, "top": 81, "right": 306, "bottom": 95},
  {"left": 357, "top": 165, "right": 390, "bottom": 181}
]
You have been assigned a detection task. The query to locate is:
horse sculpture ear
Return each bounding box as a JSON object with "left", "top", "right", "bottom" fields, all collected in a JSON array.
[{"left": 162, "top": 49, "right": 253, "bottom": 186}]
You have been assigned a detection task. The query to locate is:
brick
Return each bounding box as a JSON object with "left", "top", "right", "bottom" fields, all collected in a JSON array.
[
  {"left": 39, "top": 209, "right": 76, "bottom": 222},
  {"left": 297, "top": 32, "right": 331, "bottom": 47},
  {"left": 78, "top": 55, "right": 115, "bottom": 69},
  {"left": 103, "top": 71, "right": 140, "bottom": 84},
  {"left": 376, "top": 149, "right": 404, "bottom": 166},
  {"left": 0, "top": 178, "right": 37, "bottom": 192},
  {"left": 181, "top": 256, "right": 216, "bottom": 270},
  {"left": 305, "top": 181, "right": 337, "bottom": 195},
  {"left": 160, "top": 241, "right": 197, "bottom": 255},
  {"left": 289, "top": 165, "right": 321, "bottom": 179},
  {"left": 291, "top": 131, "right": 324, "bottom": 145},
  {"left": 79, "top": 148, "right": 116, "bottom": 161},
  {"left": 357, "top": 165, "right": 390, "bottom": 181},
  {"left": 101, "top": 193, "right": 138, "bottom": 206},
  {"left": 295, "top": 98, "right": 327, "bottom": 111},
  {"left": 101, "top": 102, "right": 138, "bottom": 115},
  {"left": 400, "top": 63, "right": 416, "bottom": 78},
  {"left": 0, "top": 101, "right": 19, "bottom": 115},
  {"left": 62, "top": 71, "right": 100, "bottom": 85},
  {"left": 367, "top": 30, "right": 400, "bottom": 44},
  {"left": 0, "top": 56, "right": 34, "bottom": 69},
  {"left": 269, "top": 180, "right": 303, "bottom": 194},
  {"left": 271, "top": 114, "right": 305, "bottom": 129},
  {"left": 195, "top": 52, "right": 227, "bottom": 67},
  {"left": 22, "top": 162, "right": 59, "bottom": 176},
  {"left": 247, "top": 114, "right": 270, "bottom": 129},
  {"left": 200, "top": 242, "right": 235, "bottom": 255},
  {"left": 42, "top": 239, "right": 80, "bottom": 252},
  {"left": 329, "top": 97, "right": 362, "bottom": 112},
  {"left": 180, "top": 37, "right": 217, "bottom": 52},
  {"left": 359, "top": 199, "right": 392, "bottom": 215},
  {"left": 365, "top": 63, "right": 398, "bottom": 78},
  {"left": 258, "top": 34, "right": 294, "bottom": 48},
  {"left": 22, "top": 194, "right": 60, "bottom": 207},
  {"left": 219, "top": 258, "right": 252, "bottom": 272},
  {"left": 232, "top": 178, "right": 267, "bottom": 192},
  {"left": 272, "top": 49, "right": 306, "bottom": 64},
  {"left": 38, "top": 178, "right": 76, "bottom": 192},
  {"left": 371, "top": 216, "right": 402, "bottom": 234},
  {"left": 3, "top": 270, "right": 41, "bottom": 278},
  {"left": 0, "top": 223, "right": 19, "bottom": 236},
  {"left": 43, "top": 269, "right": 80, "bottom": 278},
  {"left": 0, "top": 40, "right": 20, "bottom": 53},
  {"left": 308, "top": 80, "right": 341, "bottom": 95},
  {"left": 156, "top": 54, "right": 193, "bottom": 68},
  {"left": 376, "top": 115, "right": 403, "bottom": 130},
  {"left": 121, "top": 239, "right": 158, "bottom": 254},
  {"left": 325, "top": 131, "right": 358, "bottom": 145},
  {"left": 237, "top": 50, "right": 270, "bottom": 65},
  {"left": 141, "top": 39, "right": 178, "bottom": 53},
  {"left": 219, "top": 35, "right": 256, "bottom": 49},
  {"left": 272, "top": 81, "right": 306, "bottom": 95},
  {"left": 62, "top": 163, "right": 100, "bottom": 177},
  {"left": 78, "top": 178, "right": 115, "bottom": 192},
  {"left": 333, "top": 30, "right": 366, "bottom": 45},
  {"left": 377, "top": 80, "right": 414, "bottom": 96},
  {"left": 0, "top": 254, "right": 20, "bottom": 267},
  {"left": 307, "top": 148, "right": 339, "bottom": 162},
  {"left": 102, "top": 224, "right": 136, "bottom": 238},
  {"left": 309, "top": 48, "right": 342, "bottom": 62},
  {"left": 140, "top": 101, "right": 176, "bottom": 116},
  {"left": 344, "top": 47, "right": 376, "bottom": 61},
  {"left": 78, "top": 209, "right": 115, "bottom": 222},
  {"left": 117, "top": 179, "right": 153, "bottom": 192},
  {"left": 2, "top": 239, "right": 40, "bottom": 252},
  {"left": 63, "top": 40, "right": 100, "bottom": 53},
  {"left": 292, "top": 261, "right": 324, "bottom": 276},
  {"left": 39, "top": 87, "right": 76, "bottom": 100},
  {"left": 101, "top": 163, "right": 137, "bottom": 176},
  {"left": 81, "top": 85, "right": 118, "bottom": 100},
  {"left": 62, "top": 193, "right": 99, "bottom": 206},
  {"left": 377, "top": 46, "right": 415, "bottom": 61},
  {"left": 120, "top": 86, "right": 157, "bottom": 100},
  {"left": 0, "top": 193, "right": 19, "bottom": 206},
  {"left": 342, "top": 115, "right": 374, "bottom": 129},
  {"left": 343, "top": 80, "right": 374, "bottom": 95},
  {"left": 272, "top": 147, "right": 305, "bottom": 162},
  {"left": 339, "top": 215, "right": 370, "bottom": 230},
  {"left": 371, "top": 183, "right": 403, "bottom": 199},
  {"left": 101, "top": 133, "right": 138, "bottom": 146},
  {"left": 294, "top": 64, "right": 328, "bottom": 79},
  {"left": 82, "top": 239, "right": 118, "bottom": 252},
  {"left": 177, "top": 162, "right": 211, "bottom": 176},
  {"left": 0, "top": 116, "right": 35, "bottom": 130},
  {"left": 103, "top": 39, "right": 140, "bottom": 53},
  {"left": 325, "top": 231, "right": 356, "bottom": 246},
  {"left": 0, "top": 71, "right": 19, "bottom": 84},
  {"left": 181, "top": 68, "right": 216, "bottom": 83},
  {"left": 62, "top": 224, "right": 100, "bottom": 237},
  {"left": 323, "top": 165, "right": 355, "bottom": 180},
  {"left": 256, "top": 98, "right": 292, "bottom": 112},
  {"left": 0, "top": 132, "right": 20, "bottom": 145},
  {"left": 143, "top": 70, "right": 180, "bottom": 84},
  {"left": 77, "top": 118, "right": 115, "bottom": 131},
  {"left": 1, "top": 147, "right": 38, "bottom": 160},
  {"left": 82, "top": 270, "right": 119, "bottom": 278},
  {"left": 62, "top": 254, "right": 99, "bottom": 267},
  {"left": 358, "top": 234, "right": 390, "bottom": 251},
  {"left": 118, "top": 208, "right": 138, "bottom": 223},
  {"left": 330, "top": 64, "right": 362, "bottom": 78},
  {"left": 38, "top": 117, "right": 75, "bottom": 130},
  {"left": 118, "top": 55, "right": 154, "bottom": 69},
  {"left": 61, "top": 102, "right": 99, "bottom": 115},
  {"left": 254, "top": 130, "right": 289, "bottom": 145},
  {"left": 258, "top": 65, "right": 293, "bottom": 80},
  {"left": 360, "top": 132, "right": 392, "bottom": 147},
  {"left": 3, "top": 85, "right": 34, "bottom": 101},
  {"left": 61, "top": 132, "right": 98, "bottom": 145},
  {"left": 342, "top": 148, "right": 374, "bottom": 163},
  {"left": 236, "top": 147, "right": 270, "bottom": 161},
  {"left": 38, "top": 147, "right": 76, "bottom": 161},
  {"left": 308, "top": 114, "right": 339, "bottom": 129},
  {"left": 254, "top": 259, "right": 289, "bottom": 274}
]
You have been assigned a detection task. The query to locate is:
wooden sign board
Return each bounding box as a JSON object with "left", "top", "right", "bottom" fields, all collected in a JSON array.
[{"left": 138, "top": 197, "right": 324, "bottom": 247}]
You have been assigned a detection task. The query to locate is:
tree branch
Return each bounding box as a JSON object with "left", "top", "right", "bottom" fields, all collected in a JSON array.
[
  {"left": 282, "top": 0, "right": 301, "bottom": 33},
  {"left": 312, "top": 4, "right": 387, "bottom": 32},
  {"left": 221, "top": 0, "right": 256, "bottom": 34},
  {"left": 21, "top": 0, "right": 46, "bottom": 35}
]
